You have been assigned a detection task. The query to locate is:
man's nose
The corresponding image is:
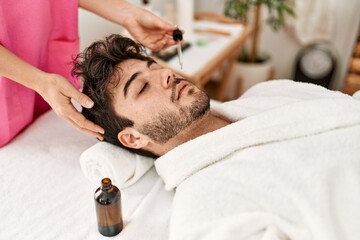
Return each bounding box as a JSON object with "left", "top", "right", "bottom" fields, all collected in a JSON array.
[{"left": 159, "top": 68, "right": 174, "bottom": 89}]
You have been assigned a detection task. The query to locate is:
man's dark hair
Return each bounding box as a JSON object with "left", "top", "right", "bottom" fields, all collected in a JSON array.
[{"left": 72, "top": 34, "right": 157, "bottom": 158}]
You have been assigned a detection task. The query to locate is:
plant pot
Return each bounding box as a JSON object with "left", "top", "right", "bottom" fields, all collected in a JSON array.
[{"left": 234, "top": 54, "right": 274, "bottom": 96}]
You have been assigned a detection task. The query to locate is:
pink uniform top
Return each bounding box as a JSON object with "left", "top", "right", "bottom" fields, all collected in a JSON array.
[{"left": 0, "top": 0, "right": 80, "bottom": 147}]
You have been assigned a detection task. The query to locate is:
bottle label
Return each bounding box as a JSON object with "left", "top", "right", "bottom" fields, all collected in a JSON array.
[{"left": 95, "top": 203, "right": 123, "bottom": 227}]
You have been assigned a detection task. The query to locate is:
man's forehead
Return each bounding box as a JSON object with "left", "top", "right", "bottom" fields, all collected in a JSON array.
[
  {"left": 116, "top": 59, "right": 145, "bottom": 83},
  {"left": 119, "top": 59, "right": 145, "bottom": 72}
]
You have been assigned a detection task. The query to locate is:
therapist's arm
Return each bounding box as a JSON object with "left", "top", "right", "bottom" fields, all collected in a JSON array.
[
  {"left": 0, "top": 45, "right": 105, "bottom": 139},
  {"left": 79, "top": 0, "right": 178, "bottom": 51}
]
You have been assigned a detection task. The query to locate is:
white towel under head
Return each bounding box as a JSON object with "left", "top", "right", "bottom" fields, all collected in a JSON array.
[{"left": 79, "top": 142, "right": 154, "bottom": 188}]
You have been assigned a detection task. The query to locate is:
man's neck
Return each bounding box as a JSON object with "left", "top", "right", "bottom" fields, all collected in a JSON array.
[
  {"left": 185, "top": 112, "right": 231, "bottom": 140},
  {"left": 154, "top": 112, "right": 231, "bottom": 156}
]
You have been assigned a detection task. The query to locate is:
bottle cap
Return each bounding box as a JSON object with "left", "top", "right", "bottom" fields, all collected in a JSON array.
[{"left": 173, "top": 29, "right": 183, "bottom": 41}]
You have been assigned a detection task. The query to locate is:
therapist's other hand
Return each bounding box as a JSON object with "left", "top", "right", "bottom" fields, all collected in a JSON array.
[
  {"left": 38, "top": 74, "right": 105, "bottom": 140},
  {"left": 123, "top": 6, "right": 179, "bottom": 51}
]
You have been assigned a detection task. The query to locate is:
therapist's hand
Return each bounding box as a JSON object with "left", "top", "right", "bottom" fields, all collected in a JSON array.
[
  {"left": 122, "top": 7, "right": 179, "bottom": 51},
  {"left": 79, "top": 0, "right": 182, "bottom": 51},
  {"left": 38, "top": 74, "right": 105, "bottom": 140},
  {"left": 0, "top": 45, "right": 104, "bottom": 140}
]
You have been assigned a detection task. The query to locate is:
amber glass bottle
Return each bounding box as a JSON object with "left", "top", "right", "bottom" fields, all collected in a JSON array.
[{"left": 94, "top": 178, "right": 123, "bottom": 237}]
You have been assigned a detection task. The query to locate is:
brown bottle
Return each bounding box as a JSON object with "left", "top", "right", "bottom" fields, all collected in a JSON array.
[{"left": 94, "top": 178, "right": 123, "bottom": 237}]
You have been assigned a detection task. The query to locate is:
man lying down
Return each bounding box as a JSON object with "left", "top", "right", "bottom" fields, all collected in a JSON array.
[{"left": 73, "top": 34, "right": 360, "bottom": 240}]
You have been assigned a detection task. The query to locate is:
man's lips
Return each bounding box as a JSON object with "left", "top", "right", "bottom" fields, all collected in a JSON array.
[{"left": 177, "top": 82, "right": 188, "bottom": 100}]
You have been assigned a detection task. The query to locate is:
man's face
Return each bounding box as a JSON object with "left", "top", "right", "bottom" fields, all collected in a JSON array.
[{"left": 113, "top": 58, "right": 210, "bottom": 144}]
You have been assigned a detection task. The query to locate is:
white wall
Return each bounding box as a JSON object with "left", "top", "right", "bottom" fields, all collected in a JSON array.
[
  {"left": 78, "top": 0, "right": 360, "bottom": 90},
  {"left": 79, "top": 9, "right": 123, "bottom": 51},
  {"left": 78, "top": 0, "right": 163, "bottom": 50}
]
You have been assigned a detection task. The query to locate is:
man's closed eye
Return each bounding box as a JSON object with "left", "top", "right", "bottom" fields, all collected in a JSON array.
[{"left": 139, "top": 82, "right": 148, "bottom": 95}]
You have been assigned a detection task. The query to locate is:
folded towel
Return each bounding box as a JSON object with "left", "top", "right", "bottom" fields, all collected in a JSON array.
[{"left": 80, "top": 142, "right": 154, "bottom": 188}]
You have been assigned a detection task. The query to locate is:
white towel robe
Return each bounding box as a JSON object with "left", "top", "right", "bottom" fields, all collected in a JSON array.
[{"left": 155, "top": 80, "right": 360, "bottom": 240}]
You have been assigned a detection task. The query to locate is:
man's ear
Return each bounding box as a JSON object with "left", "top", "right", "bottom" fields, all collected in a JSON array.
[{"left": 117, "top": 128, "right": 150, "bottom": 149}]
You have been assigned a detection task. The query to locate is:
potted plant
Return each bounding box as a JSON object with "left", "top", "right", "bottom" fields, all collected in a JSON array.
[{"left": 224, "top": 0, "right": 296, "bottom": 95}]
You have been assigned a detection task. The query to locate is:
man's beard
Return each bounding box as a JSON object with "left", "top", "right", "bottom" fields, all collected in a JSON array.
[{"left": 138, "top": 80, "right": 210, "bottom": 144}]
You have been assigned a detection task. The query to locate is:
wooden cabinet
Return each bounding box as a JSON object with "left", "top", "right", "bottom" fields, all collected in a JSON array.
[{"left": 342, "top": 33, "right": 360, "bottom": 95}]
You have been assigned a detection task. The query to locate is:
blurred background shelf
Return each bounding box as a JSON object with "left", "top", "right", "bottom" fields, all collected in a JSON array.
[{"left": 342, "top": 31, "right": 360, "bottom": 95}]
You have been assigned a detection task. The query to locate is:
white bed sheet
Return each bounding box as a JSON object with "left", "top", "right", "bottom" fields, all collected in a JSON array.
[{"left": 0, "top": 110, "right": 173, "bottom": 240}]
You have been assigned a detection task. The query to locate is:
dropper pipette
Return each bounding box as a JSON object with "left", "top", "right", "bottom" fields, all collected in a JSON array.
[{"left": 173, "top": 29, "right": 183, "bottom": 69}]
